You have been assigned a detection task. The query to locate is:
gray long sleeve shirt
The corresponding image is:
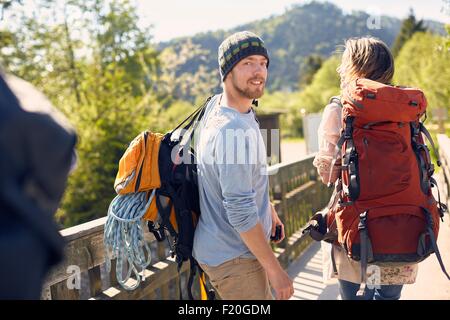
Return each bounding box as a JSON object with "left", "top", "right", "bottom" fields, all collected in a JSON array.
[{"left": 192, "top": 94, "right": 273, "bottom": 267}]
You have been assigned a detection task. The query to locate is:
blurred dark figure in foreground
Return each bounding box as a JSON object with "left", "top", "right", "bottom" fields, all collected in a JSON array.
[{"left": 0, "top": 72, "right": 77, "bottom": 299}]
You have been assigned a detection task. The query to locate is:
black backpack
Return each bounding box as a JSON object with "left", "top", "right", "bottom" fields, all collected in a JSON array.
[
  {"left": 106, "top": 96, "right": 215, "bottom": 299},
  {"left": 148, "top": 96, "right": 215, "bottom": 300}
]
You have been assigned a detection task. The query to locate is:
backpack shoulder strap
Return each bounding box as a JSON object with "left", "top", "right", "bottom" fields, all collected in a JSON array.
[
  {"left": 171, "top": 95, "right": 213, "bottom": 135},
  {"left": 171, "top": 95, "right": 215, "bottom": 147}
]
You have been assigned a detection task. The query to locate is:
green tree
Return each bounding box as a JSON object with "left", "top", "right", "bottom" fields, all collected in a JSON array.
[
  {"left": 297, "top": 55, "right": 341, "bottom": 113},
  {"left": 443, "top": 0, "right": 450, "bottom": 50},
  {"left": 446, "top": 24, "right": 450, "bottom": 50},
  {"left": 0, "top": 0, "right": 163, "bottom": 227},
  {"left": 299, "top": 54, "right": 324, "bottom": 89},
  {"left": 391, "top": 9, "right": 427, "bottom": 57},
  {"left": 394, "top": 32, "right": 450, "bottom": 114},
  {"left": 158, "top": 39, "right": 219, "bottom": 104},
  {"left": 56, "top": 0, "right": 162, "bottom": 226},
  {"left": 259, "top": 55, "right": 341, "bottom": 138}
]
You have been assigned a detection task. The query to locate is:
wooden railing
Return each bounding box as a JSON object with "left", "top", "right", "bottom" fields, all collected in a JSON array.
[
  {"left": 42, "top": 154, "right": 332, "bottom": 300},
  {"left": 437, "top": 134, "right": 450, "bottom": 224}
]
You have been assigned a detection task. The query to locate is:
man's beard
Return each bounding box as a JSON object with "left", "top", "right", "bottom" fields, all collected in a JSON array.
[{"left": 231, "top": 73, "right": 266, "bottom": 100}]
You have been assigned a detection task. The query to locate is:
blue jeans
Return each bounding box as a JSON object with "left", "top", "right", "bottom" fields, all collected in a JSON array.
[{"left": 338, "top": 279, "right": 403, "bottom": 300}]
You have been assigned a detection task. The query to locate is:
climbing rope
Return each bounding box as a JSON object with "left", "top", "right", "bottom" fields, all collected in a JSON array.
[{"left": 104, "top": 190, "right": 155, "bottom": 291}]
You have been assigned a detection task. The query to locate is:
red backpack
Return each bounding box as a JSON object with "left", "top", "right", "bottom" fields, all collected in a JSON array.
[{"left": 308, "top": 78, "right": 449, "bottom": 294}]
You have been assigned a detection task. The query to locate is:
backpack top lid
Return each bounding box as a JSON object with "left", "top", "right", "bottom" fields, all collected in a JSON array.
[
  {"left": 114, "top": 131, "right": 163, "bottom": 195},
  {"left": 341, "top": 78, "right": 427, "bottom": 125}
]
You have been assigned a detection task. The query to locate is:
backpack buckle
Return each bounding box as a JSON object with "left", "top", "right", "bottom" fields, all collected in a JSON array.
[
  {"left": 358, "top": 211, "right": 368, "bottom": 231},
  {"left": 411, "top": 123, "right": 420, "bottom": 137},
  {"left": 344, "top": 117, "right": 354, "bottom": 138},
  {"left": 147, "top": 221, "right": 166, "bottom": 242}
]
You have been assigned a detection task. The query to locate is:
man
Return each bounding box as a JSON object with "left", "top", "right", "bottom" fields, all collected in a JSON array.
[
  {"left": 193, "top": 31, "right": 294, "bottom": 300},
  {"left": 0, "top": 72, "right": 77, "bottom": 299}
]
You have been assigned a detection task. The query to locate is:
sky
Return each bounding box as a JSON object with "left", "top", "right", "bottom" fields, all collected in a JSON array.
[{"left": 136, "top": 0, "right": 450, "bottom": 42}]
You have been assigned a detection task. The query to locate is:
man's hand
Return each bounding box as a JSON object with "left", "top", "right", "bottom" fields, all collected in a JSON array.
[
  {"left": 270, "top": 203, "right": 285, "bottom": 244},
  {"left": 239, "top": 222, "right": 294, "bottom": 300},
  {"left": 267, "top": 267, "right": 294, "bottom": 300}
]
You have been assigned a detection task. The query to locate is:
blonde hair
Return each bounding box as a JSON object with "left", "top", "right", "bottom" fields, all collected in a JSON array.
[{"left": 337, "top": 37, "right": 394, "bottom": 86}]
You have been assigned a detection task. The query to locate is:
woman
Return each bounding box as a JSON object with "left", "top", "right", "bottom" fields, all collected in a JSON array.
[{"left": 312, "top": 37, "right": 418, "bottom": 300}]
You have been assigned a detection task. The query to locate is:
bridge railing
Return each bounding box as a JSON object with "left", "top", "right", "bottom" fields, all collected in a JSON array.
[
  {"left": 437, "top": 134, "right": 450, "bottom": 224},
  {"left": 42, "top": 154, "right": 332, "bottom": 300}
]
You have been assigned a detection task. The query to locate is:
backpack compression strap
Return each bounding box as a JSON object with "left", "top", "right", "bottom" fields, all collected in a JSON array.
[
  {"left": 422, "top": 208, "right": 450, "bottom": 280},
  {"left": 356, "top": 211, "right": 374, "bottom": 296},
  {"left": 419, "top": 123, "right": 442, "bottom": 167}
]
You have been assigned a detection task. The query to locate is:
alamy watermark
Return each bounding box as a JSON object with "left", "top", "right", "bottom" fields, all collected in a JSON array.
[
  {"left": 66, "top": 265, "right": 81, "bottom": 290},
  {"left": 171, "top": 126, "right": 281, "bottom": 175},
  {"left": 366, "top": 6, "right": 382, "bottom": 30},
  {"left": 366, "top": 265, "right": 382, "bottom": 290}
]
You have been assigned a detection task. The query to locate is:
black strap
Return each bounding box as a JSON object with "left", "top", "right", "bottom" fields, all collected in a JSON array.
[
  {"left": 302, "top": 220, "right": 323, "bottom": 241},
  {"left": 422, "top": 208, "right": 450, "bottom": 280},
  {"left": 420, "top": 123, "right": 441, "bottom": 167},
  {"left": 413, "top": 144, "right": 429, "bottom": 194},
  {"left": 430, "top": 177, "right": 447, "bottom": 221},
  {"left": 411, "top": 122, "right": 434, "bottom": 194},
  {"left": 427, "top": 227, "right": 450, "bottom": 280},
  {"left": 174, "top": 252, "right": 203, "bottom": 301},
  {"left": 331, "top": 245, "right": 338, "bottom": 276},
  {"left": 305, "top": 180, "right": 341, "bottom": 242},
  {"left": 177, "top": 264, "right": 183, "bottom": 300},
  {"left": 356, "top": 211, "right": 369, "bottom": 296},
  {"left": 341, "top": 117, "right": 359, "bottom": 200},
  {"left": 172, "top": 97, "right": 212, "bottom": 167},
  {"left": 155, "top": 193, "right": 177, "bottom": 238},
  {"left": 134, "top": 132, "right": 148, "bottom": 192},
  {"left": 341, "top": 117, "right": 355, "bottom": 163},
  {"left": 337, "top": 132, "right": 347, "bottom": 148},
  {"left": 181, "top": 104, "right": 208, "bottom": 142},
  {"left": 166, "top": 184, "right": 195, "bottom": 266},
  {"left": 326, "top": 179, "right": 342, "bottom": 209},
  {"left": 186, "top": 258, "right": 197, "bottom": 300},
  {"left": 171, "top": 96, "right": 212, "bottom": 135},
  {"left": 251, "top": 107, "right": 260, "bottom": 126},
  {"left": 147, "top": 221, "right": 166, "bottom": 242}
]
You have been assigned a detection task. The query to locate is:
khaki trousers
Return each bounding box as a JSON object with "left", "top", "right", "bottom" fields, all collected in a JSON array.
[{"left": 200, "top": 257, "right": 273, "bottom": 300}]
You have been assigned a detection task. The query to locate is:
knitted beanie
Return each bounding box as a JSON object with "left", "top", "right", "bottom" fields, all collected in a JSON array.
[{"left": 218, "top": 31, "right": 270, "bottom": 81}]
